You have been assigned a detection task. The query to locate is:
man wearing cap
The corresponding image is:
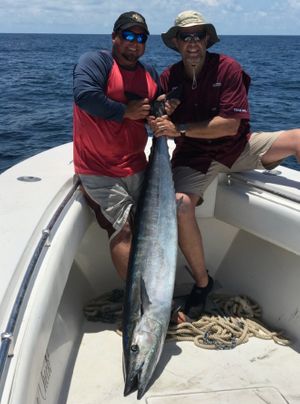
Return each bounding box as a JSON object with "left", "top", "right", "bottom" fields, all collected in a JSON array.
[
  {"left": 73, "top": 11, "right": 160, "bottom": 280},
  {"left": 150, "top": 10, "right": 300, "bottom": 320}
]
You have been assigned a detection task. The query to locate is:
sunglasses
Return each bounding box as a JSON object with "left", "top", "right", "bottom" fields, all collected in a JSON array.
[
  {"left": 121, "top": 30, "right": 148, "bottom": 44},
  {"left": 177, "top": 31, "right": 206, "bottom": 42}
]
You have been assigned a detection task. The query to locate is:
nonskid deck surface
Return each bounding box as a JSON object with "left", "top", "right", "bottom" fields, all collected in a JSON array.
[{"left": 66, "top": 320, "right": 300, "bottom": 404}]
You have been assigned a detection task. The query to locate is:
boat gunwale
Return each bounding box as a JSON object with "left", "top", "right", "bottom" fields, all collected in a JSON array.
[
  {"left": 0, "top": 177, "right": 80, "bottom": 400},
  {"left": 229, "top": 171, "right": 300, "bottom": 204}
]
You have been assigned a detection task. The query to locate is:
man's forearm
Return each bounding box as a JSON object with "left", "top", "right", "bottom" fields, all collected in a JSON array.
[{"left": 183, "top": 116, "right": 240, "bottom": 139}]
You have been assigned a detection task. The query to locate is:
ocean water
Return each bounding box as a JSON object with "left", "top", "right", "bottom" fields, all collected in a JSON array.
[{"left": 0, "top": 33, "right": 299, "bottom": 173}]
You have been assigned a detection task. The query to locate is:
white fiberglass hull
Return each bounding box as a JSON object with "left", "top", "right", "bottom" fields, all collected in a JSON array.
[{"left": 0, "top": 141, "right": 300, "bottom": 403}]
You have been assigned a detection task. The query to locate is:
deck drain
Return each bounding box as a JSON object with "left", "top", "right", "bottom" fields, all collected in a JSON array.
[{"left": 17, "top": 176, "right": 41, "bottom": 182}]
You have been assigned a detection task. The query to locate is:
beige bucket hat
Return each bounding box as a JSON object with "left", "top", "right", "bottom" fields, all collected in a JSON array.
[{"left": 161, "top": 10, "right": 220, "bottom": 52}]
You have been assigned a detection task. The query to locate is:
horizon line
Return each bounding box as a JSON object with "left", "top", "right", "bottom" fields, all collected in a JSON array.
[{"left": 1, "top": 32, "right": 300, "bottom": 36}]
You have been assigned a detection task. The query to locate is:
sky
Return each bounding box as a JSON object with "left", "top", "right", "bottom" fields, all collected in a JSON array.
[{"left": 1, "top": 0, "right": 300, "bottom": 35}]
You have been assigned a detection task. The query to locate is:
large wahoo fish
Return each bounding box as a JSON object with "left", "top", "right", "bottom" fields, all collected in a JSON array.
[{"left": 122, "top": 135, "right": 178, "bottom": 399}]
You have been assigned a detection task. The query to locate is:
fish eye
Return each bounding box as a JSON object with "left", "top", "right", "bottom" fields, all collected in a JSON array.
[{"left": 130, "top": 344, "right": 139, "bottom": 352}]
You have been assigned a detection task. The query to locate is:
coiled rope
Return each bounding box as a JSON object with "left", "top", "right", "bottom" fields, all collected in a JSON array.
[
  {"left": 83, "top": 289, "right": 289, "bottom": 350},
  {"left": 167, "top": 294, "right": 289, "bottom": 349}
]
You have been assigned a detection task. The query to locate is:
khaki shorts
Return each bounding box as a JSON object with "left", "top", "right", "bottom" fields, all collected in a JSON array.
[
  {"left": 79, "top": 171, "right": 145, "bottom": 240},
  {"left": 173, "top": 130, "right": 283, "bottom": 200}
]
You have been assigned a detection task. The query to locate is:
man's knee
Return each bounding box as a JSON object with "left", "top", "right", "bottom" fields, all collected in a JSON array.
[
  {"left": 291, "top": 129, "right": 300, "bottom": 152},
  {"left": 281, "top": 129, "right": 300, "bottom": 159},
  {"left": 176, "top": 193, "right": 199, "bottom": 219},
  {"left": 262, "top": 129, "right": 300, "bottom": 166},
  {"left": 111, "top": 221, "right": 132, "bottom": 245}
]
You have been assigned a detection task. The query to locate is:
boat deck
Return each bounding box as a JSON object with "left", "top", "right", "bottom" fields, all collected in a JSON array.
[{"left": 66, "top": 320, "right": 300, "bottom": 403}]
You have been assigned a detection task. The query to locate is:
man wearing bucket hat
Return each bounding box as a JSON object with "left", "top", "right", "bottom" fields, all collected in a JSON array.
[
  {"left": 73, "top": 11, "right": 160, "bottom": 280},
  {"left": 150, "top": 10, "right": 300, "bottom": 321}
]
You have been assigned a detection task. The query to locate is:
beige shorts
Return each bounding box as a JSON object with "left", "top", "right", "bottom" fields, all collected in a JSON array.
[
  {"left": 173, "top": 130, "right": 283, "bottom": 200},
  {"left": 79, "top": 171, "right": 145, "bottom": 240}
]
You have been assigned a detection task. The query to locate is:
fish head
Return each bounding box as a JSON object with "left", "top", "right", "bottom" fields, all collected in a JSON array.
[{"left": 124, "top": 315, "right": 164, "bottom": 398}]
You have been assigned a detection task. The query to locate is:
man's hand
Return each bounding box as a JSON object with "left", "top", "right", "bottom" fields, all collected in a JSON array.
[
  {"left": 165, "top": 98, "right": 180, "bottom": 116},
  {"left": 148, "top": 115, "right": 180, "bottom": 138},
  {"left": 123, "top": 98, "right": 151, "bottom": 120},
  {"left": 153, "top": 94, "right": 180, "bottom": 116}
]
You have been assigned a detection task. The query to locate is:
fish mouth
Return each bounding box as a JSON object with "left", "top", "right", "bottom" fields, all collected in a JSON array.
[
  {"left": 124, "top": 369, "right": 149, "bottom": 400},
  {"left": 123, "top": 353, "right": 150, "bottom": 399},
  {"left": 137, "top": 382, "right": 148, "bottom": 400},
  {"left": 124, "top": 368, "right": 140, "bottom": 397},
  {"left": 124, "top": 352, "right": 158, "bottom": 399}
]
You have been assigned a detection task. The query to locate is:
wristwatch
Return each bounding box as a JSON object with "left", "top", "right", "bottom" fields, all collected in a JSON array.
[{"left": 177, "top": 123, "right": 187, "bottom": 137}]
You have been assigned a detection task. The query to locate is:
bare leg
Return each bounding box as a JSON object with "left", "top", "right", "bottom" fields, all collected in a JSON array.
[
  {"left": 110, "top": 221, "right": 132, "bottom": 281},
  {"left": 262, "top": 129, "right": 300, "bottom": 166},
  {"left": 177, "top": 192, "right": 208, "bottom": 287}
]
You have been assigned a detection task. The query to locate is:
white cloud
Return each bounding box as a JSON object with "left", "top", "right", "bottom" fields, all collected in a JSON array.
[
  {"left": 288, "top": 0, "right": 300, "bottom": 8},
  {"left": 0, "top": 0, "right": 300, "bottom": 34}
]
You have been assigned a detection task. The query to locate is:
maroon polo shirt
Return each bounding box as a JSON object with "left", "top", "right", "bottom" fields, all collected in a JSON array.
[{"left": 160, "top": 52, "right": 251, "bottom": 173}]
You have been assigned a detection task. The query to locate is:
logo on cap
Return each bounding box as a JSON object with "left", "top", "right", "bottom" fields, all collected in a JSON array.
[{"left": 131, "top": 13, "right": 144, "bottom": 23}]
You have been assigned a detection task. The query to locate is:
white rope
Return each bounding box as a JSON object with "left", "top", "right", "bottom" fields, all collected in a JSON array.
[
  {"left": 168, "top": 294, "right": 290, "bottom": 349},
  {"left": 83, "top": 290, "right": 290, "bottom": 350}
]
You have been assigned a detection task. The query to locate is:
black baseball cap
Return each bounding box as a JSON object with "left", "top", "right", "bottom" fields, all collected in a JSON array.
[{"left": 113, "top": 11, "right": 149, "bottom": 35}]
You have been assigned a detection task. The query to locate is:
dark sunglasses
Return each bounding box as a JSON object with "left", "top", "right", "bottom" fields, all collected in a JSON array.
[
  {"left": 177, "top": 31, "right": 206, "bottom": 42},
  {"left": 121, "top": 30, "right": 148, "bottom": 44}
]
